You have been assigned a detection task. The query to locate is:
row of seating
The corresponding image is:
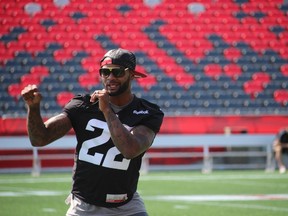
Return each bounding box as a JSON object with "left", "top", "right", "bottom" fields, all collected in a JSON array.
[{"left": 0, "top": 0, "right": 287, "bottom": 117}]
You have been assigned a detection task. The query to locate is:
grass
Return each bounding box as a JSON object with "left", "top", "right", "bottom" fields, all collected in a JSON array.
[{"left": 0, "top": 170, "right": 287, "bottom": 216}]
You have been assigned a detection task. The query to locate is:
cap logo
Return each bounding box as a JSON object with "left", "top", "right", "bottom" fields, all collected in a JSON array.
[{"left": 101, "top": 57, "right": 112, "bottom": 67}]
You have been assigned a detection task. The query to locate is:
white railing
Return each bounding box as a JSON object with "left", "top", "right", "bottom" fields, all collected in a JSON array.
[
  {"left": 143, "top": 134, "right": 275, "bottom": 173},
  {"left": 0, "top": 134, "right": 275, "bottom": 174}
]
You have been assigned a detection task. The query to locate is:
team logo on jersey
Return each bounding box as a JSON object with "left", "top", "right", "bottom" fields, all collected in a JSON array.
[{"left": 133, "top": 110, "right": 149, "bottom": 115}]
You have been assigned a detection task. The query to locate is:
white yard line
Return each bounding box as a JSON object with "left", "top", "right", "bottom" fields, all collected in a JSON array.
[
  {"left": 0, "top": 190, "right": 68, "bottom": 197},
  {"left": 140, "top": 174, "right": 288, "bottom": 181},
  {"left": 145, "top": 194, "right": 288, "bottom": 213},
  {"left": 145, "top": 194, "right": 288, "bottom": 201},
  {"left": 0, "top": 173, "right": 287, "bottom": 184},
  {"left": 193, "top": 201, "right": 288, "bottom": 213},
  {"left": 219, "top": 179, "right": 288, "bottom": 189},
  {"left": 0, "top": 177, "right": 71, "bottom": 184}
]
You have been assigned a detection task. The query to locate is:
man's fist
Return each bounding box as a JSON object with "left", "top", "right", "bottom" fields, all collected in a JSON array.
[{"left": 21, "top": 84, "right": 42, "bottom": 107}]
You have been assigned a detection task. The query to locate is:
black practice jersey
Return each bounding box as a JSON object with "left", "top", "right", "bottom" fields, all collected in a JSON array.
[{"left": 63, "top": 94, "right": 164, "bottom": 207}]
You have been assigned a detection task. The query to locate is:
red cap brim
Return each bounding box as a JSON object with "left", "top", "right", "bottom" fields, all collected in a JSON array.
[{"left": 133, "top": 71, "right": 147, "bottom": 78}]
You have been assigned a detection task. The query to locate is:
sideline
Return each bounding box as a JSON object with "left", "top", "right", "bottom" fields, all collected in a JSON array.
[
  {"left": 144, "top": 194, "right": 288, "bottom": 201},
  {"left": 1, "top": 173, "right": 288, "bottom": 184}
]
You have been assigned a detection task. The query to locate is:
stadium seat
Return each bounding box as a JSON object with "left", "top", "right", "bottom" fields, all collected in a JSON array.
[
  {"left": 56, "top": 91, "right": 75, "bottom": 107},
  {"left": 20, "top": 74, "right": 41, "bottom": 87},
  {"left": 173, "top": 73, "right": 195, "bottom": 87},
  {"left": 203, "top": 64, "right": 222, "bottom": 78},
  {"left": 7, "top": 83, "right": 23, "bottom": 99},
  {"left": 252, "top": 72, "right": 271, "bottom": 84},
  {"left": 78, "top": 73, "right": 99, "bottom": 90},
  {"left": 223, "top": 63, "right": 242, "bottom": 79},
  {"left": 136, "top": 74, "right": 157, "bottom": 90},
  {"left": 280, "top": 64, "right": 288, "bottom": 76},
  {"left": 274, "top": 89, "right": 288, "bottom": 105},
  {"left": 243, "top": 80, "right": 265, "bottom": 96}
]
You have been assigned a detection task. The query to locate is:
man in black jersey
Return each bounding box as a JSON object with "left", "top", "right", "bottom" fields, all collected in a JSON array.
[
  {"left": 273, "top": 128, "right": 288, "bottom": 174},
  {"left": 21, "top": 48, "right": 164, "bottom": 216}
]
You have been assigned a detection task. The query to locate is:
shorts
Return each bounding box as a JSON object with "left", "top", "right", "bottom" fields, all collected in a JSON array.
[
  {"left": 282, "top": 147, "right": 288, "bottom": 154},
  {"left": 65, "top": 192, "right": 148, "bottom": 216}
]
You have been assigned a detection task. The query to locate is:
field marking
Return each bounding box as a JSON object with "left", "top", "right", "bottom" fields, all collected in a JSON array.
[
  {"left": 219, "top": 179, "right": 288, "bottom": 189},
  {"left": 194, "top": 201, "right": 288, "bottom": 213},
  {"left": 145, "top": 194, "right": 288, "bottom": 201},
  {"left": 42, "top": 208, "right": 57, "bottom": 213},
  {"left": 146, "top": 194, "right": 288, "bottom": 213},
  {"left": 0, "top": 190, "right": 67, "bottom": 197},
  {"left": 174, "top": 205, "right": 189, "bottom": 209},
  {"left": 140, "top": 174, "right": 288, "bottom": 182},
  {"left": 1, "top": 173, "right": 287, "bottom": 184},
  {"left": 0, "top": 177, "right": 71, "bottom": 184}
]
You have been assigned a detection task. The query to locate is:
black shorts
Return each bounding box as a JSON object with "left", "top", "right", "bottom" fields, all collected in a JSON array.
[{"left": 282, "top": 147, "right": 288, "bottom": 154}]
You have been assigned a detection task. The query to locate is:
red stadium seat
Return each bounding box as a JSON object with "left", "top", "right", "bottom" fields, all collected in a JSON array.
[
  {"left": 274, "top": 89, "right": 288, "bottom": 105},
  {"left": 223, "top": 47, "right": 242, "bottom": 61},
  {"left": 78, "top": 73, "right": 99, "bottom": 90},
  {"left": 279, "top": 49, "right": 288, "bottom": 60},
  {"left": 252, "top": 72, "right": 270, "bottom": 84},
  {"left": 160, "top": 63, "right": 186, "bottom": 76},
  {"left": 56, "top": 91, "right": 75, "bottom": 107},
  {"left": 243, "top": 80, "right": 265, "bottom": 96},
  {"left": 174, "top": 73, "right": 195, "bottom": 88},
  {"left": 20, "top": 74, "right": 41, "bottom": 86},
  {"left": 30, "top": 66, "right": 50, "bottom": 76},
  {"left": 223, "top": 64, "right": 242, "bottom": 79},
  {"left": 7, "top": 83, "right": 23, "bottom": 98},
  {"left": 136, "top": 74, "right": 157, "bottom": 90},
  {"left": 53, "top": 49, "right": 74, "bottom": 62},
  {"left": 280, "top": 64, "right": 288, "bottom": 76},
  {"left": 204, "top": 64, "right": 222, "bottom": 79},
  {"left": 0, "top": 47, "right": 14, "bottom": 62}
]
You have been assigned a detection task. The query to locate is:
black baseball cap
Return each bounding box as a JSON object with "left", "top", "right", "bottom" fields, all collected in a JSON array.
[{"left": 100, "top": 48, "right": 147, "bottom": 78}]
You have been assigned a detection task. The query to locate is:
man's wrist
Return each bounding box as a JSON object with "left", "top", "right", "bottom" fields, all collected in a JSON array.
[
  {"left": 28, "top": 104, "right": 41, "bottom": 112},
  {"left": 102, "top": 107, "right": 114, "bottom": 116}
]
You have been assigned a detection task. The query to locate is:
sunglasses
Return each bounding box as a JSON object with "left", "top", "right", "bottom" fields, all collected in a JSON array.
[{"left": 99, "top": 67, "right": 128, "bottom": 78}]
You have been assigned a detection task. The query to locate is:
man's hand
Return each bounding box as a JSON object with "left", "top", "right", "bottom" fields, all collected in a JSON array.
[
  {"left": 90, "top": 89, "right": 110, "bottom": 113},
  {"left": 21, "top": 84, "right": 42, "bottom": 107}
]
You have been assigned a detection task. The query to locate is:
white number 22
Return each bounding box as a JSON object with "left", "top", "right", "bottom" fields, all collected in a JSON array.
[{"left": 79, "top": 119, "right": 130, "bottom": 170}]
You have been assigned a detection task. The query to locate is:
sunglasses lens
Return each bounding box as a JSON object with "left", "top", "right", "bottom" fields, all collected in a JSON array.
[
  {"left": 99, "top": 68, "right": 110, "bottom": 77},
  {"left": 112, "top": 68, "right": 125, "bottom": 77},
  {"left": 99, "top": 68, "right": 126, "bottom": 78}
]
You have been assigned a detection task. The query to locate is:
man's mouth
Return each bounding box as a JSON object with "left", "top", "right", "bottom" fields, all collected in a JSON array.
[{"left": 107, "top": 83, "right": 119, "bottom": 91}]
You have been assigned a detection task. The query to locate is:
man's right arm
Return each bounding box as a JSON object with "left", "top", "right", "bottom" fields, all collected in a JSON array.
[
  {"left": 27, "top": 106, "right": 72, "bottom": 147},
  {"left": 22, "top": 84, "right": 72, "bottom": 147}
]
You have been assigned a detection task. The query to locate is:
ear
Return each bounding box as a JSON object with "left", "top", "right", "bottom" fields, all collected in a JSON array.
[
  {"left": 131, "top": 74, "right": 135, "bottom": 80},
  {"left": 129, "top": 70, "right": 135, "bottom": 80}
]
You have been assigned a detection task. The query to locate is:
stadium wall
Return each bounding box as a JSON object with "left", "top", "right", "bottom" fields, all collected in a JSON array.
[
  {"left": 1, "top": 115, "right": 288, "bottom": 135},
  {"left": 1, "top": 115, "right": 286, "bottom": 172}
]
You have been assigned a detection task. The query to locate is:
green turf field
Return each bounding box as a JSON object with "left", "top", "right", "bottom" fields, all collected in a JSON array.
[{"left": 0, "top": 170, "right": 287, "bottom": 216}]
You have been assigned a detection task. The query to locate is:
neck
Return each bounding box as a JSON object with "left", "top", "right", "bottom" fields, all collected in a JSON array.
[{"left": 109, "top": 92, "right": 134, "bottom": 107}]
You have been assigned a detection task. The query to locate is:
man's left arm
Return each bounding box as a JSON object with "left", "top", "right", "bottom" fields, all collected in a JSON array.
[{"left": 103, "top": 108, "right": 155, "bottom": 159}]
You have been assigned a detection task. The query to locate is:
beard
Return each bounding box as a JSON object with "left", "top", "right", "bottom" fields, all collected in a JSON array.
[{"left": 108, "top": 77, "right": 130, "bottom": 96}]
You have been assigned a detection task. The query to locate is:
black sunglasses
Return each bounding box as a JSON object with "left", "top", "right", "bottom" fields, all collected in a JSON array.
[{"left": 99, "top": 67, "right": 128, "bottom": 78}]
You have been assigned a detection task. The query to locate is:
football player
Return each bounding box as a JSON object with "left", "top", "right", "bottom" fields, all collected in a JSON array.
[
  {"left": 21, "top": 48, "right": 164, "bottom": 216},
  {"left": 273, "top": 128, "right": 288, "bottom": 174}
]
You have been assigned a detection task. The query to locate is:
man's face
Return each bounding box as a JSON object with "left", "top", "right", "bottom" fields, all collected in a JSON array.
[{"left": 99, "top": 65, "right": 132, "bottom": 96}]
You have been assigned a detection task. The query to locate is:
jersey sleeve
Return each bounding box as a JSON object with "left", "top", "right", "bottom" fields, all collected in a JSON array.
[
  {"left": 63, "top": 94, "right": 90, "bottom": 120},
  {"left": 140, "top": 101, "right": 164, "bottom": 134}
]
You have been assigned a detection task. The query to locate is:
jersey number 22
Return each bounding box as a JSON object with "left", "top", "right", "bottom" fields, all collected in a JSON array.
[{"left": 79, "top": 119, "right": 131, "bottom": 170}]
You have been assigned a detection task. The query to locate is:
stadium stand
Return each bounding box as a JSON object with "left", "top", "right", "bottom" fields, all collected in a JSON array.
[{"left": 0, "top": 0, "right": 287, "bottom": 118}]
